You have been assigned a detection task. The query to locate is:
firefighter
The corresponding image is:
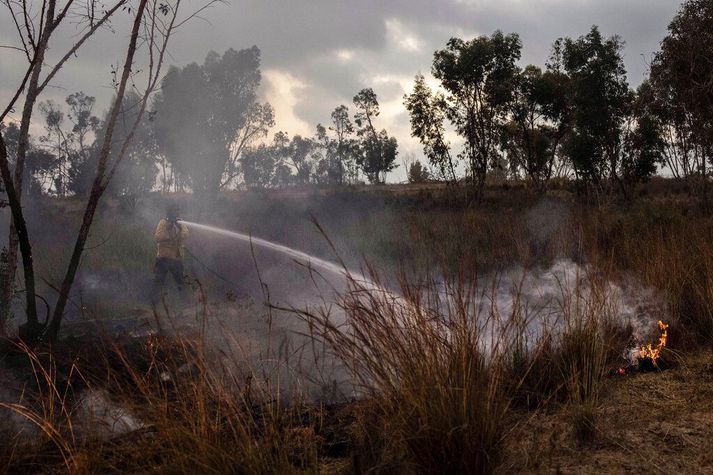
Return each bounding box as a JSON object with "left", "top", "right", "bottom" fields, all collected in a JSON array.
[{"left": 152, "top": 203, "right": 189, "bottom": 302}]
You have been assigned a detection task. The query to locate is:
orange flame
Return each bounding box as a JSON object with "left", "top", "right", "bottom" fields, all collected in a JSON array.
[{"left": 638, "top": 320, "right": 669, "bottom": 364}]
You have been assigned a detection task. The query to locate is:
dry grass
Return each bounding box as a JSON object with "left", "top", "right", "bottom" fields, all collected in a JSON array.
[
  {"left": 500, "top": 350, "right": 713, "bottom": 474},
  {"left": 574, "top": 202, "right": 713, "bottom": 347},
  {"left": 3, "top": 185, "right": 713, "bottom": 473},
  {"left": 0, "top": 330, "right": 323, "bottom": 474},
  {"left": 290, "top": 258, "right": 636, "bottom": 473},
  {"left": 1, "top": 262, "right": 629, "bottom": 474}
]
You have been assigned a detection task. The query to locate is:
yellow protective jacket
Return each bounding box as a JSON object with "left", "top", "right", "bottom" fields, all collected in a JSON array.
[{"left": 154, "top": 219, "right": 189, "bottom": 260}]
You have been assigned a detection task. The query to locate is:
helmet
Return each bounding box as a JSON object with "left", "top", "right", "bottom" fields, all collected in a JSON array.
[{"left": 166, "top": 203, "right": 180, "bottom": 222}]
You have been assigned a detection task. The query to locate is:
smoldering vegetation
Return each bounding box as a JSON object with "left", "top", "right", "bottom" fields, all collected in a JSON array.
[
  {"left": 2, "top": 0, "right": 713, "bottom": 471},
  {"left": 1, "top": 187, "right": 711, "bottom": 473}
]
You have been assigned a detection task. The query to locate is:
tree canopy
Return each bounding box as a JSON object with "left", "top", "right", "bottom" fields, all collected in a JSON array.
[
  {"left": 353, "top": 88, "right": 399, "bottom": 184},
  {"left": 153, "top": 47, "right": 272, "bottom": 197},
  {"left": 407, "top": 31, "right": 522, "bottom": 196},
  {"left": 649, "top": 0, "right": 713, "bottom": 184}
]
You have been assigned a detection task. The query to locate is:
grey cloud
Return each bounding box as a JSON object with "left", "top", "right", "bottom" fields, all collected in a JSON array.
[{"left": 1, "top": 0, "right": 683, "bottom": 177}]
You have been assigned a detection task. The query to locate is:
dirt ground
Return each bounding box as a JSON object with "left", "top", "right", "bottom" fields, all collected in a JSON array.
[{"left": 500, "top": 350, "right": 713, "bottom": 474}]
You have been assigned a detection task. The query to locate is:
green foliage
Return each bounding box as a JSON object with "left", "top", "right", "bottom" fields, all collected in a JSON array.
[
  {"left": 353, "top": 88, "right": 399, "bottom": 184},
  {"left": 3, "top": 121, "right": 56, "bottom": 197},
  {"left": 0, "top": 122, "right": 20, "bottom": 160},
  {"left": 36, "top": 92, "right": 102, "bottom": 197},
  {"left": 5, "top": 90, "right": 162, "bottom": 200},
  {"left": 3, "top": 97, "right": 101, "bottom": 199},
  {"left": 287, "top": 134, "right": 315, "bottom": 185},
  {"left": 650, "top": 0, "right": 713, "bottom": 182},
  {"left": 502, "top": 65, "right": 570, "bottom": 188},
  {"left": 407, "top": 160, "right": 431, "bottom": 184},
  {"left": 404, "top": 74, "right": 456, "bottom": 181},
  {"left": 416, "top": 31, "right": 521, "bottom": 195},
  {"left": 71, "top": 91, "right": 159, "bottom": 198},
  {"left": 621, "top": 114, "right": 664, "bottom": 186},
  {"left": 36, "top": 100, "right": 68, "bottom": 195},
  {"left": 325, "top": 105, "right": 360, "bottom": 184},
  {"left": 217, "top": 87, "right": 398, "bottom": 188},
  {"left": 553, "top": 26, "right": 631, "bottom": 186},
  {"left": 241, "top": 142, "right": 278, "bottom": 189},
  {"left": 655, "top": 0, "right": 713, "bottom": 140},
  {"left": 153, "top": 47, "right": 273, "bottom": 196},
  {"left": 241, "top": 131, "right": 324, "bottom": 188}
]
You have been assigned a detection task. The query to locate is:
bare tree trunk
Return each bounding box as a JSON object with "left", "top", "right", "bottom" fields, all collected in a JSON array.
[
  {"left": 0, "top": 0, "right": 58, "bottom": 336},
  {"left": 45, "top": 0, "right": 150, "bottom": 340},
  {"left": 0, "top": 0, "right": 166, "bottom": 340},
  {"left": 0, "top": 134, "right": 40, "bottom": 337}
]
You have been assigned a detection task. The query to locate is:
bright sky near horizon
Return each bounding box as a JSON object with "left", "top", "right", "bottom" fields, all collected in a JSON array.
[{"left": 0, "top": 0, "right": 683, "bottom": 182}]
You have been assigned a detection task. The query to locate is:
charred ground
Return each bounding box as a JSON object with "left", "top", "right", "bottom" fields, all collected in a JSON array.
[{"left": 1, "top": 181, "right": 713, "bottom": 473}]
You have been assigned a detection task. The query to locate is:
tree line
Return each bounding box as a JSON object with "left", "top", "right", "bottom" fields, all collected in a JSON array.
[
  {"left": 0, "top": 0, "right": 711, "bottom": 341},
  {"left": 405, "top": 0, "right": 713, "bottom": 198},
  {"left": 6, "top": 0, "right": 710, "bottom": 203},
  {"left": 1, "top": 48, "right": 399, "bottom": 203},
  {"left": 4, "top": 1, "right": 709, "bottom": 203}
]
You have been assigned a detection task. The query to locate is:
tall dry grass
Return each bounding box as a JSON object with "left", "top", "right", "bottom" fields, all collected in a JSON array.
[
  {"left": 0, "top": 329, "right": 323, "bottom": 474},
  {"left": 1, "top": 260, "right": 627, "bottom": 474},
  {"left": 581, "top": 203, "right": 713, "bottom": 346},
  {"left": 293, "top": 259, "right": 626, "bottom": 473},
  {"left": 6, "top": 189, "right": 713, "bottom": 473}
]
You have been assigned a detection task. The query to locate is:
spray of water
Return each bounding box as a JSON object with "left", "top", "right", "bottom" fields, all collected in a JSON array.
[
  {"left": 180, "top": 220, "right": 366, "bottom": 286},
  {"left": 180, "top": 222, "right": 666, "bottom": 352}
]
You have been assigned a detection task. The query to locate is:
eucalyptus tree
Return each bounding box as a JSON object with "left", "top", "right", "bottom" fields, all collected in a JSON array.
[
  {"left": 36, "top": 92, "right": 101, "bottom": 197},
  {"left": 241, "top": 142, "right": 278, "bottom": 189},
  {"left": 70, "top": 91, "right": 159, "bottom": 200},
  {"left": 551, "top": 26, "right": 632, "bottom": 191},
  {"left": 433, "top": 31, "right": 521, "bottom": 196},
  {"left": 650, "top": 0, "right": 713, "bottom": 191},
  {"left": 353, "top": 88, "right": 398, "bottom": 184},
  {"left": 287, "top": 135, "right": 316, "bottom": 185},
  {"left": 501, "top": 65, "right": 570, "bottom": 190},
  {"left": 312, "top": 106, "right": 359, "bottom": 185},
  {"left": 153, "top": 47, "right": 273, "bottom": 197},
  {"left": 329, "top": 105, "right": 358, "bottom": 184},
  {"left": 620, "top": 103, "right": 665, "bottom": 189},
  {"left": 404, "top": 74, "right": 456, "bottom": 182}
]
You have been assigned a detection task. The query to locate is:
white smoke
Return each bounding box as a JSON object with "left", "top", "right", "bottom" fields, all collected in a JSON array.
[
  {"left": 74, "top": 389, "right": 145, "bottom": 440},
  {"left": 176, "top": 222, "right": 669, "bottom": 391},
  {"left": 402, "top": 258, "right": 668, "bottom": 358}
]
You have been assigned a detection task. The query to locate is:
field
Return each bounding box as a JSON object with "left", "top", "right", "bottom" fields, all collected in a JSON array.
[{"left": 2, "top": 180, "right": 713, "bottom": 473}]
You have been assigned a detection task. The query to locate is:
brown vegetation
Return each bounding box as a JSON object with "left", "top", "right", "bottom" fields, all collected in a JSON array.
[{"left": 1, "top": 184, "right": 713, "bottom": 473}]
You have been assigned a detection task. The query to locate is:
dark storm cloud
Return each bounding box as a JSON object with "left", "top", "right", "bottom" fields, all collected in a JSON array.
[
  {"left": 168, "top": 0, "right": 681, "bottom": 139},
  {"left": 1, "top": 0, "right": 683, "bottom": 175}
]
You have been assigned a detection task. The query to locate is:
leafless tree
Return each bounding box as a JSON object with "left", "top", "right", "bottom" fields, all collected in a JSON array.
[
  {"left": 45, "top": 0, "right": 189, "bottom": 339},
  {"left": 0, "top": 0, "right": 219, "bottom": 339},
  {"left": 0, "top": 0, "right": 132, "bottom": 336}
]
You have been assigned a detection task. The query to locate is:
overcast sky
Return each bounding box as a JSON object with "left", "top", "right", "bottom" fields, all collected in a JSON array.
[{"left": 1, "top": 0, "right": 683, "bottom": 181}]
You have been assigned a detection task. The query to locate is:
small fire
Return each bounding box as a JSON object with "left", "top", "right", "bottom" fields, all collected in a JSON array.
[
  {"left": 638, "top": 320, "right": 669, "bottom": 364},
  {"left": 615, "top": 320, "right": 669, "bottom": 375}
]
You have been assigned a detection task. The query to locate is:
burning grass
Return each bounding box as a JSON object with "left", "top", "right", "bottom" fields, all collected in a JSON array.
[
  {"left": 616, "top": 320, "right": 672, "bottom": 375},
  {"left": 0, "top": 260, "right": 659, "bottom": 474},
  {"left": 4, "top": 187, "right": 713, "bottom": 473},
  {"left": 501, "top": 349, "right": 713, "bottom": 473}
]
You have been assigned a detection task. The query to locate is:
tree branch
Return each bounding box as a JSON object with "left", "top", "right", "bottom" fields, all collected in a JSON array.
[{"left": 37, "top": 0, "right": 129, "bottom": 93}]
